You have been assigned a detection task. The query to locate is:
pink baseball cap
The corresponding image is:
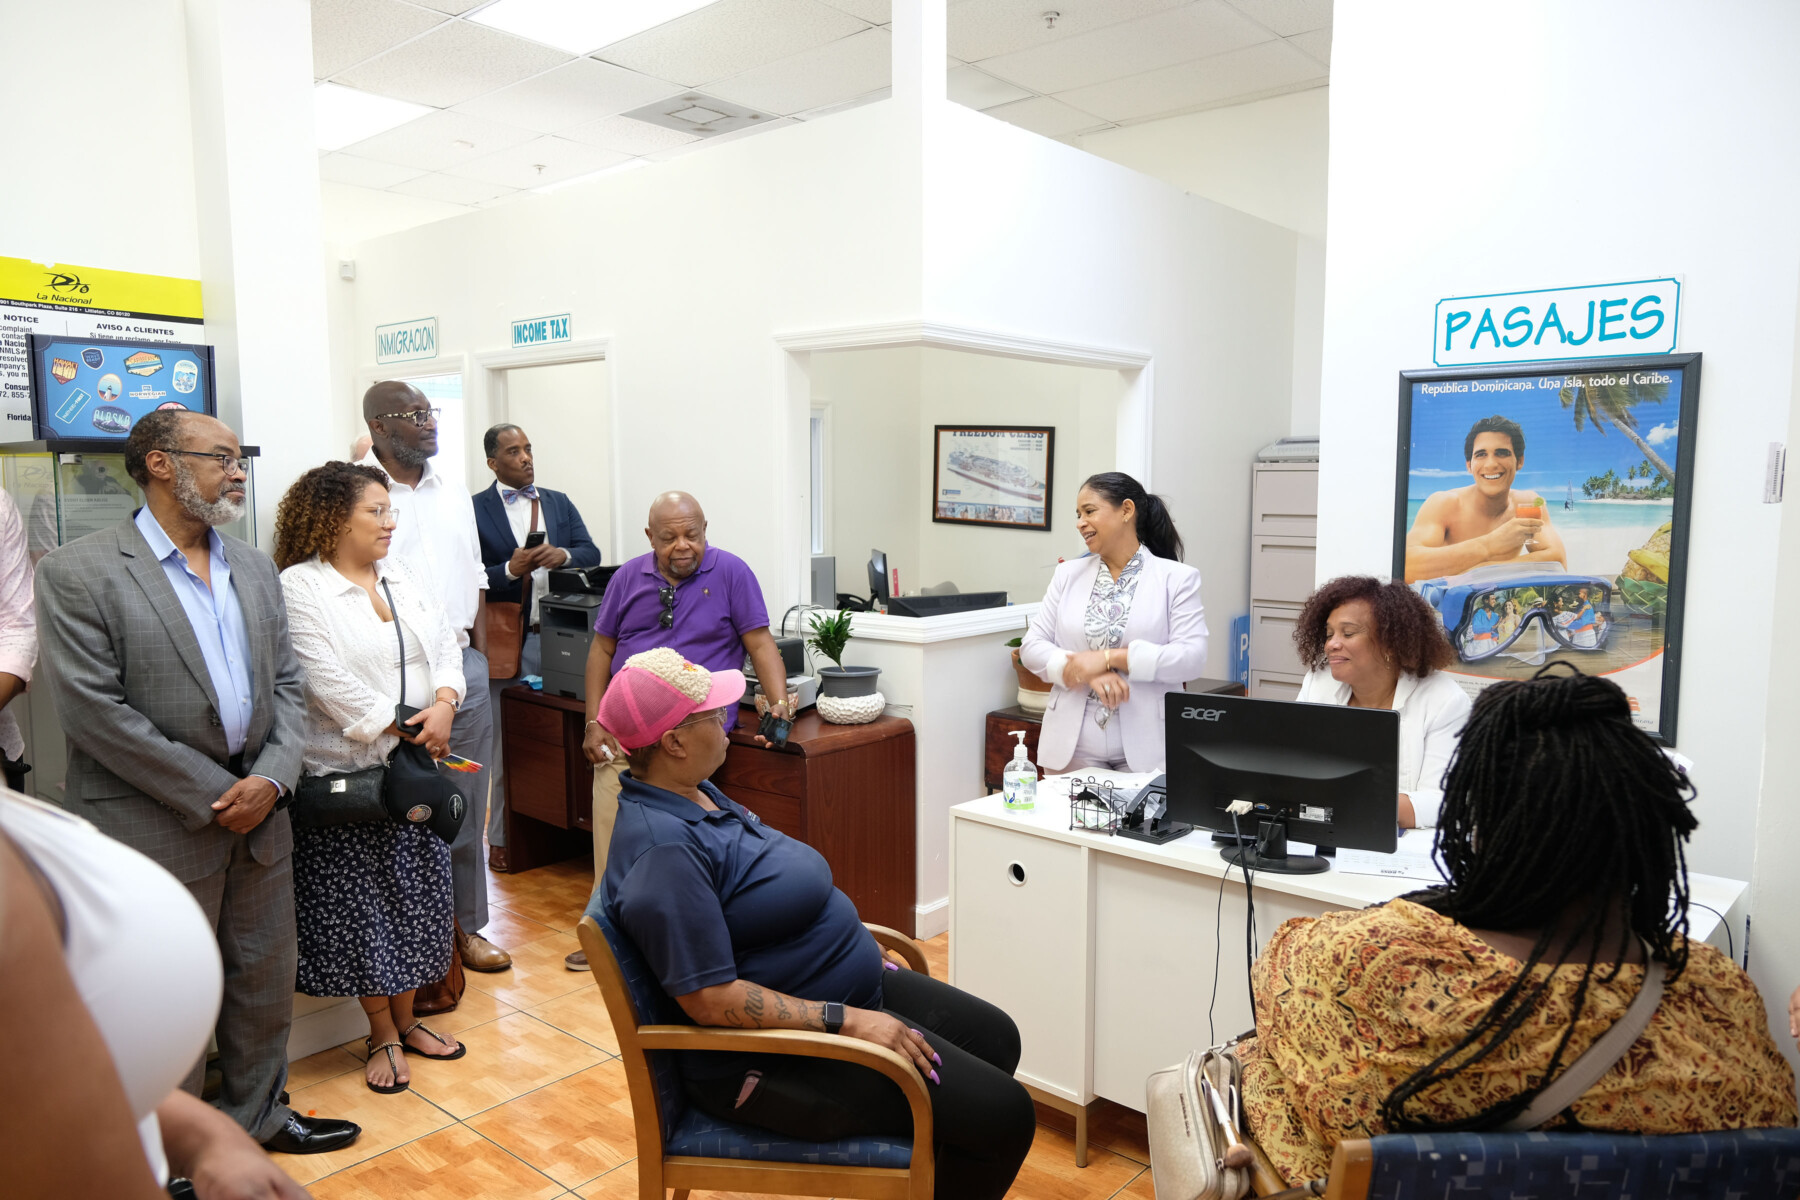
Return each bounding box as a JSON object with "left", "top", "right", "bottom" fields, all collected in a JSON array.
[{"left": 598, "top": 647, "right": 746, "bottom": 750}]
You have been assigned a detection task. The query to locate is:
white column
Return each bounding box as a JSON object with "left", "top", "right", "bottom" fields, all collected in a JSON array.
[
  {"left": 891, "top": 0, "right": 948, "bottom": 108},
  {"left": 185, "top": 0, "right": 343, "bottom": 537}
]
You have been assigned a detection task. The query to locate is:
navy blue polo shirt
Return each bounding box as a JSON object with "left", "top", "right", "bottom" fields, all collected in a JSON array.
[{"left": 602, "top": 771, "right": 883, "bottom": 1076}]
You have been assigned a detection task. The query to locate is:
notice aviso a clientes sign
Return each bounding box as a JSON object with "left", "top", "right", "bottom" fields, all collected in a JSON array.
[{"left": 1433, "top": 278, "right": 1680, "bottom": 367}]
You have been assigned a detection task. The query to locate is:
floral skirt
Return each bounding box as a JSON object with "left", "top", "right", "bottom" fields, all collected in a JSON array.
[{"left": 292, "top": 821, "right": 453, "bottom": 998}]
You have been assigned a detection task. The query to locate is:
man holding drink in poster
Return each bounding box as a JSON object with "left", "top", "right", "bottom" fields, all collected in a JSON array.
[{"left": 1404, "top": 415, "right": 1567, "bottom": 582}]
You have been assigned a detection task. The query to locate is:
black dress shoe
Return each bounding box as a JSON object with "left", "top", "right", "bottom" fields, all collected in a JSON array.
[{"left": 261, "top": 1113, "right": 362, "bottom": 1155}]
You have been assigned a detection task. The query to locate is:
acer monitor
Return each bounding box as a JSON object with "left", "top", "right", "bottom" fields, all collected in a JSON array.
[{"left": 1163, "top": 691, "right": 1400, "bottom": 874}]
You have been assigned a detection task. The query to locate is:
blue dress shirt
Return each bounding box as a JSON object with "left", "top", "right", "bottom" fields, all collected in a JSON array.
[{"left": 133, "top": 507, "right": 279, "bottom": 793}]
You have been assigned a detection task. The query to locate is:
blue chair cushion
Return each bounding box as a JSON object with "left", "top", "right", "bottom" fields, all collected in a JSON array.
[
  {"left": 590, "top": 903, "right": 695, "bottom": 1138},
  {"left": 1365, "top": 1128, "right": 1800, "bottom": 1199},
  {"left": 666, "top": 1106, "right": 914, "bottom": 1168}
]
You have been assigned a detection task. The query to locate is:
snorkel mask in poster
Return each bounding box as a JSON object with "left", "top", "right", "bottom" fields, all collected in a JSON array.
[{"left": 1415, "top": 572, "right": 1615, "bottom": 663}]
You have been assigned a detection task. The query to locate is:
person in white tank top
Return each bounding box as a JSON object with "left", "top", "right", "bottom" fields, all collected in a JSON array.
[{"left": 0, "top": 791, "right": 308, "bottom": 1197}]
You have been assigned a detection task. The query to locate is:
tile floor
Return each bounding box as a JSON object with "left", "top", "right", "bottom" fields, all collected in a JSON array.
[{"left": 271, "top": 854, "right": 1153, "bottom": 1200}]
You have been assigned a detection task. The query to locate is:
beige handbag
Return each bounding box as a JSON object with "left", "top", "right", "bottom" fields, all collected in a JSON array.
[{"left": 1145, "top": 1039, "right": 1251, "bottom": 1200}]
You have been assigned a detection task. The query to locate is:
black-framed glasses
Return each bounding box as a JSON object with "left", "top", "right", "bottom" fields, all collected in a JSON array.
[
  {"left": 171, "top": 450, "right": 251, "bottom": 475},
  {"left": 371, "top": 407, "right": 442, "bottom": 428},
  {"left": 658, "top": 585, "right": 676, "bottom": 630}
]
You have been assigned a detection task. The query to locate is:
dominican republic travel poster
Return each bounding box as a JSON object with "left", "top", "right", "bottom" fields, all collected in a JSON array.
[
  {"left": 1394, "top": 355, "right": 1701, "bottom": 741},
  {"left": 932, "top": 425, "right": 1054, "bottom": 531}
]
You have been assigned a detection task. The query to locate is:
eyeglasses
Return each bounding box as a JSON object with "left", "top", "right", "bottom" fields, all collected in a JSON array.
[
  {"left": 675, "top": 707, "right": 734, "bottom": 732},
  {"left": 359, "top": 505, "right": 398, "bottom": 526},
  {"left": 1417, "top": 575, "right": 1617, "bottom": 663},
  {"left": 658, "top": 585, "right": 677, "bottom": 630},
  {"left": 171, "top": 450, "right": 251, "bottom": 475},
  {"left": 371, "top": 407, "right": 442, "bottom": 428}
]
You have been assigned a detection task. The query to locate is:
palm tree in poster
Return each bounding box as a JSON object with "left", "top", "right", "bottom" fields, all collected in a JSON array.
[{"left": 1557, "top": 378, "right": 1675, "bottom": 480}]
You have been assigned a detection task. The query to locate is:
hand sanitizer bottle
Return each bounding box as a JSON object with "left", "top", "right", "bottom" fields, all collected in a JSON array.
[{"left": 1002, "top": 730, "right": 1037, "bottom": 812}]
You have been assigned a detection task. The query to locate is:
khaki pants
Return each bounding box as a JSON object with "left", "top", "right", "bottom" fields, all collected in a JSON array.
[{"left": 591, "top": 759, "right": 624, "bottom": 884}]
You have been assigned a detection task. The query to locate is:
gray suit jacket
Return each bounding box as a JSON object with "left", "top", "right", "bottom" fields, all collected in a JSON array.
[{"left": 35, "top": 516, "right": 306, "bottom": 882}]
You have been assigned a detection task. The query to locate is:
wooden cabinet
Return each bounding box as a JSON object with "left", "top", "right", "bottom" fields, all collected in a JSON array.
[{"left": 499, "top": 687, "right": 919, "bottom": 934}]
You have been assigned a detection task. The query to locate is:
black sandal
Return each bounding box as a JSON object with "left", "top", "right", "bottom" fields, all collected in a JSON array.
[
  {"left": 401, "top": 1020, "right": 467, "bottom": 1061},
  {"left": 364, "top": 1038, "right": 409, "bottom": 1094}
]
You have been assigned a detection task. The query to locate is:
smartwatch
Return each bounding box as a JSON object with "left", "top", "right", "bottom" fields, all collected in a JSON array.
[{"left": 822, "top": 1000, "right": 846, "bottom": 1035}]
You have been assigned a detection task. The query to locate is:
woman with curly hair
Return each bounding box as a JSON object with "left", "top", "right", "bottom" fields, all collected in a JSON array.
[
  {"left": 274, "top": 462, "right": 469, "bottom": 1094},
  {"left": 1291, "top": 575, "right": 1469, "bottom": 828}
]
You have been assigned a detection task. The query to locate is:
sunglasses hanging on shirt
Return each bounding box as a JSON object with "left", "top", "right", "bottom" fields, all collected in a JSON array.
[{"left": 658, "top": 585, "right": 677, "bottom": 630}]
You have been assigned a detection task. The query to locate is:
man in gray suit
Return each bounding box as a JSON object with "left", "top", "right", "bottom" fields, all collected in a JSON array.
[{"left": 36, "top": 411, "right": 360, "bottom": 1155}]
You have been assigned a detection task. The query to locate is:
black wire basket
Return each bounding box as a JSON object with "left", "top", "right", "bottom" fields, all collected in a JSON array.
[{"left": 1067, "top": 775, "right": 1125, "bottom": 835}]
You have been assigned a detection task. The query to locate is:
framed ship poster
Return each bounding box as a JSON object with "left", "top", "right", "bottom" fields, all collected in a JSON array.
[
  {"left": 1393, "top": 353, "right": 1701, "bottom": 742},
  {"left": 932, "top": 425, "right": 1054, "bottom": 530}
]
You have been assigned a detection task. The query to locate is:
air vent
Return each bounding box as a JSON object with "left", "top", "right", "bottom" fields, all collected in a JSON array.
[{"left": 622, "top": 92, "right": 772, "bottom": 138}]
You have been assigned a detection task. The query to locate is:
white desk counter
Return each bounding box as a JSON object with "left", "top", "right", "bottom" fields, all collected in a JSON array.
[{"left": 946, "top": 792, "right": 1747, "bottom": 1164}]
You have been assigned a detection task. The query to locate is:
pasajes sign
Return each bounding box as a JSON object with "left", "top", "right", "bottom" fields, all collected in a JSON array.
[
  {"left": 376, "top": 316, "right": 437, "bottom": 364},
  {"left": 1433, "top": 279, "right": 1679, "bottom": 367}
]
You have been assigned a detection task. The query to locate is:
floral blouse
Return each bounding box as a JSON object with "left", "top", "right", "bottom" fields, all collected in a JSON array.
[
  {"left": 1083, "top": 548, "right": 1146, "bottom": 654},
  {"left": 1240, "top": 899, "right": 1798, "bottom": 1184}
]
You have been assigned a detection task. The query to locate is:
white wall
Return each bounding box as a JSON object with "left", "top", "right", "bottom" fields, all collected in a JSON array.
[
  {"left": 501, "top": 360, "right": 614, "bottom": 564},
  {"left": 813, "top": 347, "right": 924, "bottom": 594},
  {"left": 1317, "top": 1, "right": 1800, "bottom": 886}
]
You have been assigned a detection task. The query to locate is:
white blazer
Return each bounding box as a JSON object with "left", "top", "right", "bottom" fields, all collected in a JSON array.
[
  {"left": 1020, "top": 550, "right": 1208, "bottom": 773},
  {"left": 1295, "top": 668, "right": 1472, "bottom": 828}
]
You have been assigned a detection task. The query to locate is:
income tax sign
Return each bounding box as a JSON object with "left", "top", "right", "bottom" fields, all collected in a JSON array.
[{"left": 1433, "top": 279, "right": 1680, "bottom": 368}]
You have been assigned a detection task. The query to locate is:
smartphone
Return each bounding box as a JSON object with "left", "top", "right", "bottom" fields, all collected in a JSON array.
[{"left": 524, "top": 530, "right": 547, "bottom": 548}]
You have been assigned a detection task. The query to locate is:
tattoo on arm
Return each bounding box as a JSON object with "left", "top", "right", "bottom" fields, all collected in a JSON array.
[
  {"left": 743, "top": 985, "right": 767, "bottom": 1027},
  {"left": 775, "top": 993, "right": 790, "bottom": 1021}
]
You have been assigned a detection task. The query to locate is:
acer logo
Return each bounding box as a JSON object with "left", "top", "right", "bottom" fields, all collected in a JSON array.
[{"left": 1181, "top": 707, "right": 1226, "bottom": 721}]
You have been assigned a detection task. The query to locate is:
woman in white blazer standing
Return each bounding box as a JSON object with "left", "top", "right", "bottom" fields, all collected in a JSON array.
[
  {"left": 1292, "top": 576, "right": 1472, "bottom": 828},
  {"left": 1020, "top": 473, "right": 1208, "bottom": 774}
]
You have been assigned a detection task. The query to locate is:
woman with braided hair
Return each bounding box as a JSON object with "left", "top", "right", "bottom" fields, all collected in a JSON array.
[{"left": 1240, "top": 666, "right": 1796, "bottom": 1185}]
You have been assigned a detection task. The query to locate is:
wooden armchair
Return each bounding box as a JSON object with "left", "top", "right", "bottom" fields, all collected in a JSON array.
[{"left": 578, "top": 912, "right": 936, "bottom": 1200}]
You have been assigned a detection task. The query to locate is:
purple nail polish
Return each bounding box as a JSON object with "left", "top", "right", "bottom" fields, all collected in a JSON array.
[
  {"left": 928, "top": 1069, "right": 940, "bottom": 1084},
  {"left": 884, "top": 961, "right": 899, "bottom": 971},
  {"left": 933, "top": 1052, "right": 942, "bottom": 1066},
  {"left": 911, "top": 1028, "right": 923, "bottom": 1038}
]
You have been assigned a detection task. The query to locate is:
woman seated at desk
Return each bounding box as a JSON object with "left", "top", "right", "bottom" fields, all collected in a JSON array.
[
  {"left": 598, "top": 648, "right": 1035, "bottom": 1200},
  {"left": 1241, "top": 667, "right": 1797, "bottom": 1185},
  {"left": 1293, "top": 575, "right": 1471, "bottom": 828},
  {"left": 1019, "top": 472, "right": 1208, "bottom": 774}
]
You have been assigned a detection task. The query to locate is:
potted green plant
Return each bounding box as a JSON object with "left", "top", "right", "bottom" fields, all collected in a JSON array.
[
  {"left": 1007, "top": 636, "right": 1052, "bottom": 714},
  {"left": 808, "top": 610, "right": 880, "bottom": 697}
]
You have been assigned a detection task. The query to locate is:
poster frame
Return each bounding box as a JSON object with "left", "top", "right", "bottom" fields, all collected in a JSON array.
[{"left": 931, "top": 424, "right": 1056, "bottom": 532}]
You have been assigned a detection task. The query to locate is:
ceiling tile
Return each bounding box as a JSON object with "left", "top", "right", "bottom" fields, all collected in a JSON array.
[
  {"left": 985, "top": 95, "right": 1110, "bottom": 138},
  {"left": 317, "top": 151, "right": 430, "bottom": 188},
  {"left": 337, "top": 108, "right": 541, "bottom": 170},
  {"left": 596, "top": 0, "right": 870, "bottom": 87},
  {"left": 707, "top": 27, "right": 891, "bottom": 116},
  {"left": 562, "top": 113, "right": 702, "bottom": 155},
  {"left": 443, "top": 134, "right": 634, "bottom": 188},
  {"left": 454, "top": 57, "right": 685, "bottom": 131},
  {"left": 310, "top": 0, "right": 446, "bottom": 79},
  {"left": 408, "top": 0, "right": 487, "bottom": 11},
  {"left": 818, "top": 0, "right": 890, "bottom": 21},
  {"left": 1223, "top": 0, "right": 1331, "bottom": 37},
  {"left": 947, "top": 65, "right": 1032, "bottom": 110},
  {"left": 334, "top": 20, "right": 572, "bottom": 108},
  {"left": 1056, "top": 36, "right": 1325, "bottom": 122},
  {"left": 646, "top": 115, "right": 801, "bottom": 160},
  {"left": 794, "top": 86, "right": 889, "bottom": 121},
  {"left": 389, "top": 171, "right": 517, "bottom": 204},
  {"left": 1287, "top": 26, "right": 1330, "bottom": 66},
  {"left": 949, "top": 0, "right": 1184, "bottom": 62},
  {"left": 977, "top": 1, "right": 1273, "bottom": 95}
]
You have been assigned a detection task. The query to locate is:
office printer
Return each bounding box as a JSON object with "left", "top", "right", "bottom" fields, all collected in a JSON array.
[
  {"left": 538, "top": 565, "right": 620, "bottom": 699},
  {"left": 745, "top": 635, "right": 819, "bottom": 711}
]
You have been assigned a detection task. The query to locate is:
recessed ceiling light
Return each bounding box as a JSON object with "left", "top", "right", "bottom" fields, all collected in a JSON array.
[
  {"left": 313, "top": 83, "right": 431, "bottom": 151},
  {"left": 469, "top": 0, "right": 720, "bottom": 54}
]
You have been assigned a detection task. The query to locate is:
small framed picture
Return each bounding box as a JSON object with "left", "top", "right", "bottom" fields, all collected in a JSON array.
[{"left": 932, "top": 425, "right": 1054, "bottom": 531}]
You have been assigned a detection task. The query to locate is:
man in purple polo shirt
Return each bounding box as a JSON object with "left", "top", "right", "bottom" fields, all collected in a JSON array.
[{"left": 563, "top": 490, "right": 793, "bottom": 970}]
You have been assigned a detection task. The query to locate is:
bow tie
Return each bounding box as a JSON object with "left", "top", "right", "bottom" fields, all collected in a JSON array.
[{"left": 502, "top": 486, "right": 540, "bottom": 503}]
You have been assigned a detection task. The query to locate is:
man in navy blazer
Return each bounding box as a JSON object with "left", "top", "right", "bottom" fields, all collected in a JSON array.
[{"left": 473, "top": 423, "right": 601, "bottom": 867}]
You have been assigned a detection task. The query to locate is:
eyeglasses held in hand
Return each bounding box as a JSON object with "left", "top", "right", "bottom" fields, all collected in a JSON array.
[
  {"left": 371, "top": 407, "right": 442, "bottom": 428},
  {"left": 659, "top": 585, "right": 677, "bottom": 630},
  {"left": 171, "top": 450, "right": 252, "bottom": 475}
]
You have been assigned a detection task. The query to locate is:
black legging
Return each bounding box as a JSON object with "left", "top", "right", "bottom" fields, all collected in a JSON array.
[{"left": 684, "top": 967, "right": 1036, "bottom": 1200}]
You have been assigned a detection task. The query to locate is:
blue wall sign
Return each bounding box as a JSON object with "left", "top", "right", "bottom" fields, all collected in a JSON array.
[
  {"left": 376, "top": 316, "right": 438, "bottom": 364},
  {"left": 511, "top": 313, "right": 571, "bottom": 348},
  {"left": 1433, "top": 278, "right": 1679, "bottom": 367}
]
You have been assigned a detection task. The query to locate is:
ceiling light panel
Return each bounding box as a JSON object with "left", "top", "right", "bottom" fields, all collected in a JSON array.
[
  {"left": 317, "top": 151, "right": 431, "bottom": 189},
  {"left": 1055, "top": 37, "right": 1325, "bottom": 122},
  {"left": 334, "top": 20, "right": 573, "bottom": 107},
  {"left": 443, "top": 134, "right": 634, "bottom": 188},
  {"left": 949, "top": 0, "right": 1182, "bottom": 62},
  {"left": 708, "top": 26, "right": 890, "bottom": 117},
  {"left": 469, "top": 0, "right": 724, "bottom": 54},
  {"left": 622, "top": 91, "right": 776, "bottom": 137},
  {"left": 390, "top": 172, "right": 519, "bottom": 205},
  {"left": 314, "top": 82, "right": 434, "bottom": 150},
  {"left": 946, "top": 65, "right": 1032, "bottom": 110},
  {"left": 454, "top": 58, "right": 685, "bottom": 132},
  {"left": 311, "top": 0, "right": 446, "bottom": 80},
  {"left": 645, "top": 115, "right": 799, "bottom": 159},
  {"left": 337, "top": 109, "right": 540, "bottom": 171},
  {"left": 598, "top": 0, "right": 869, "bottom": 88},
  {"left": 1222, "top": 0, "right": 1331, "bottom": 38},
  {"left": 562, "top": 114, "right": 702, "bottom": 155},
  {"left": 978, "top": 1, "right": 1272, "bottom": 95},
  {"left": 984, "top": 95, "right": 1109, "bottom": 138}
]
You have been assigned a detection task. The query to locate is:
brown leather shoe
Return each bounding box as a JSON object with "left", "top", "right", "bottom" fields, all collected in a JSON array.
[
  {"left": 564, "top": 950, "right": 588, "bottom": 972},
  {"left": 487, "top": 845, "right": 512, "bottom": 873},
  {"left": 458, "top": 928, "right": 512, "bottom": 972}
]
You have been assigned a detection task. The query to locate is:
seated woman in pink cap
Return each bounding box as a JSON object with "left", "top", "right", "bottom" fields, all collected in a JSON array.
[{"left": 595, "top": 648, "right": 1034, "bottom": 1200}]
